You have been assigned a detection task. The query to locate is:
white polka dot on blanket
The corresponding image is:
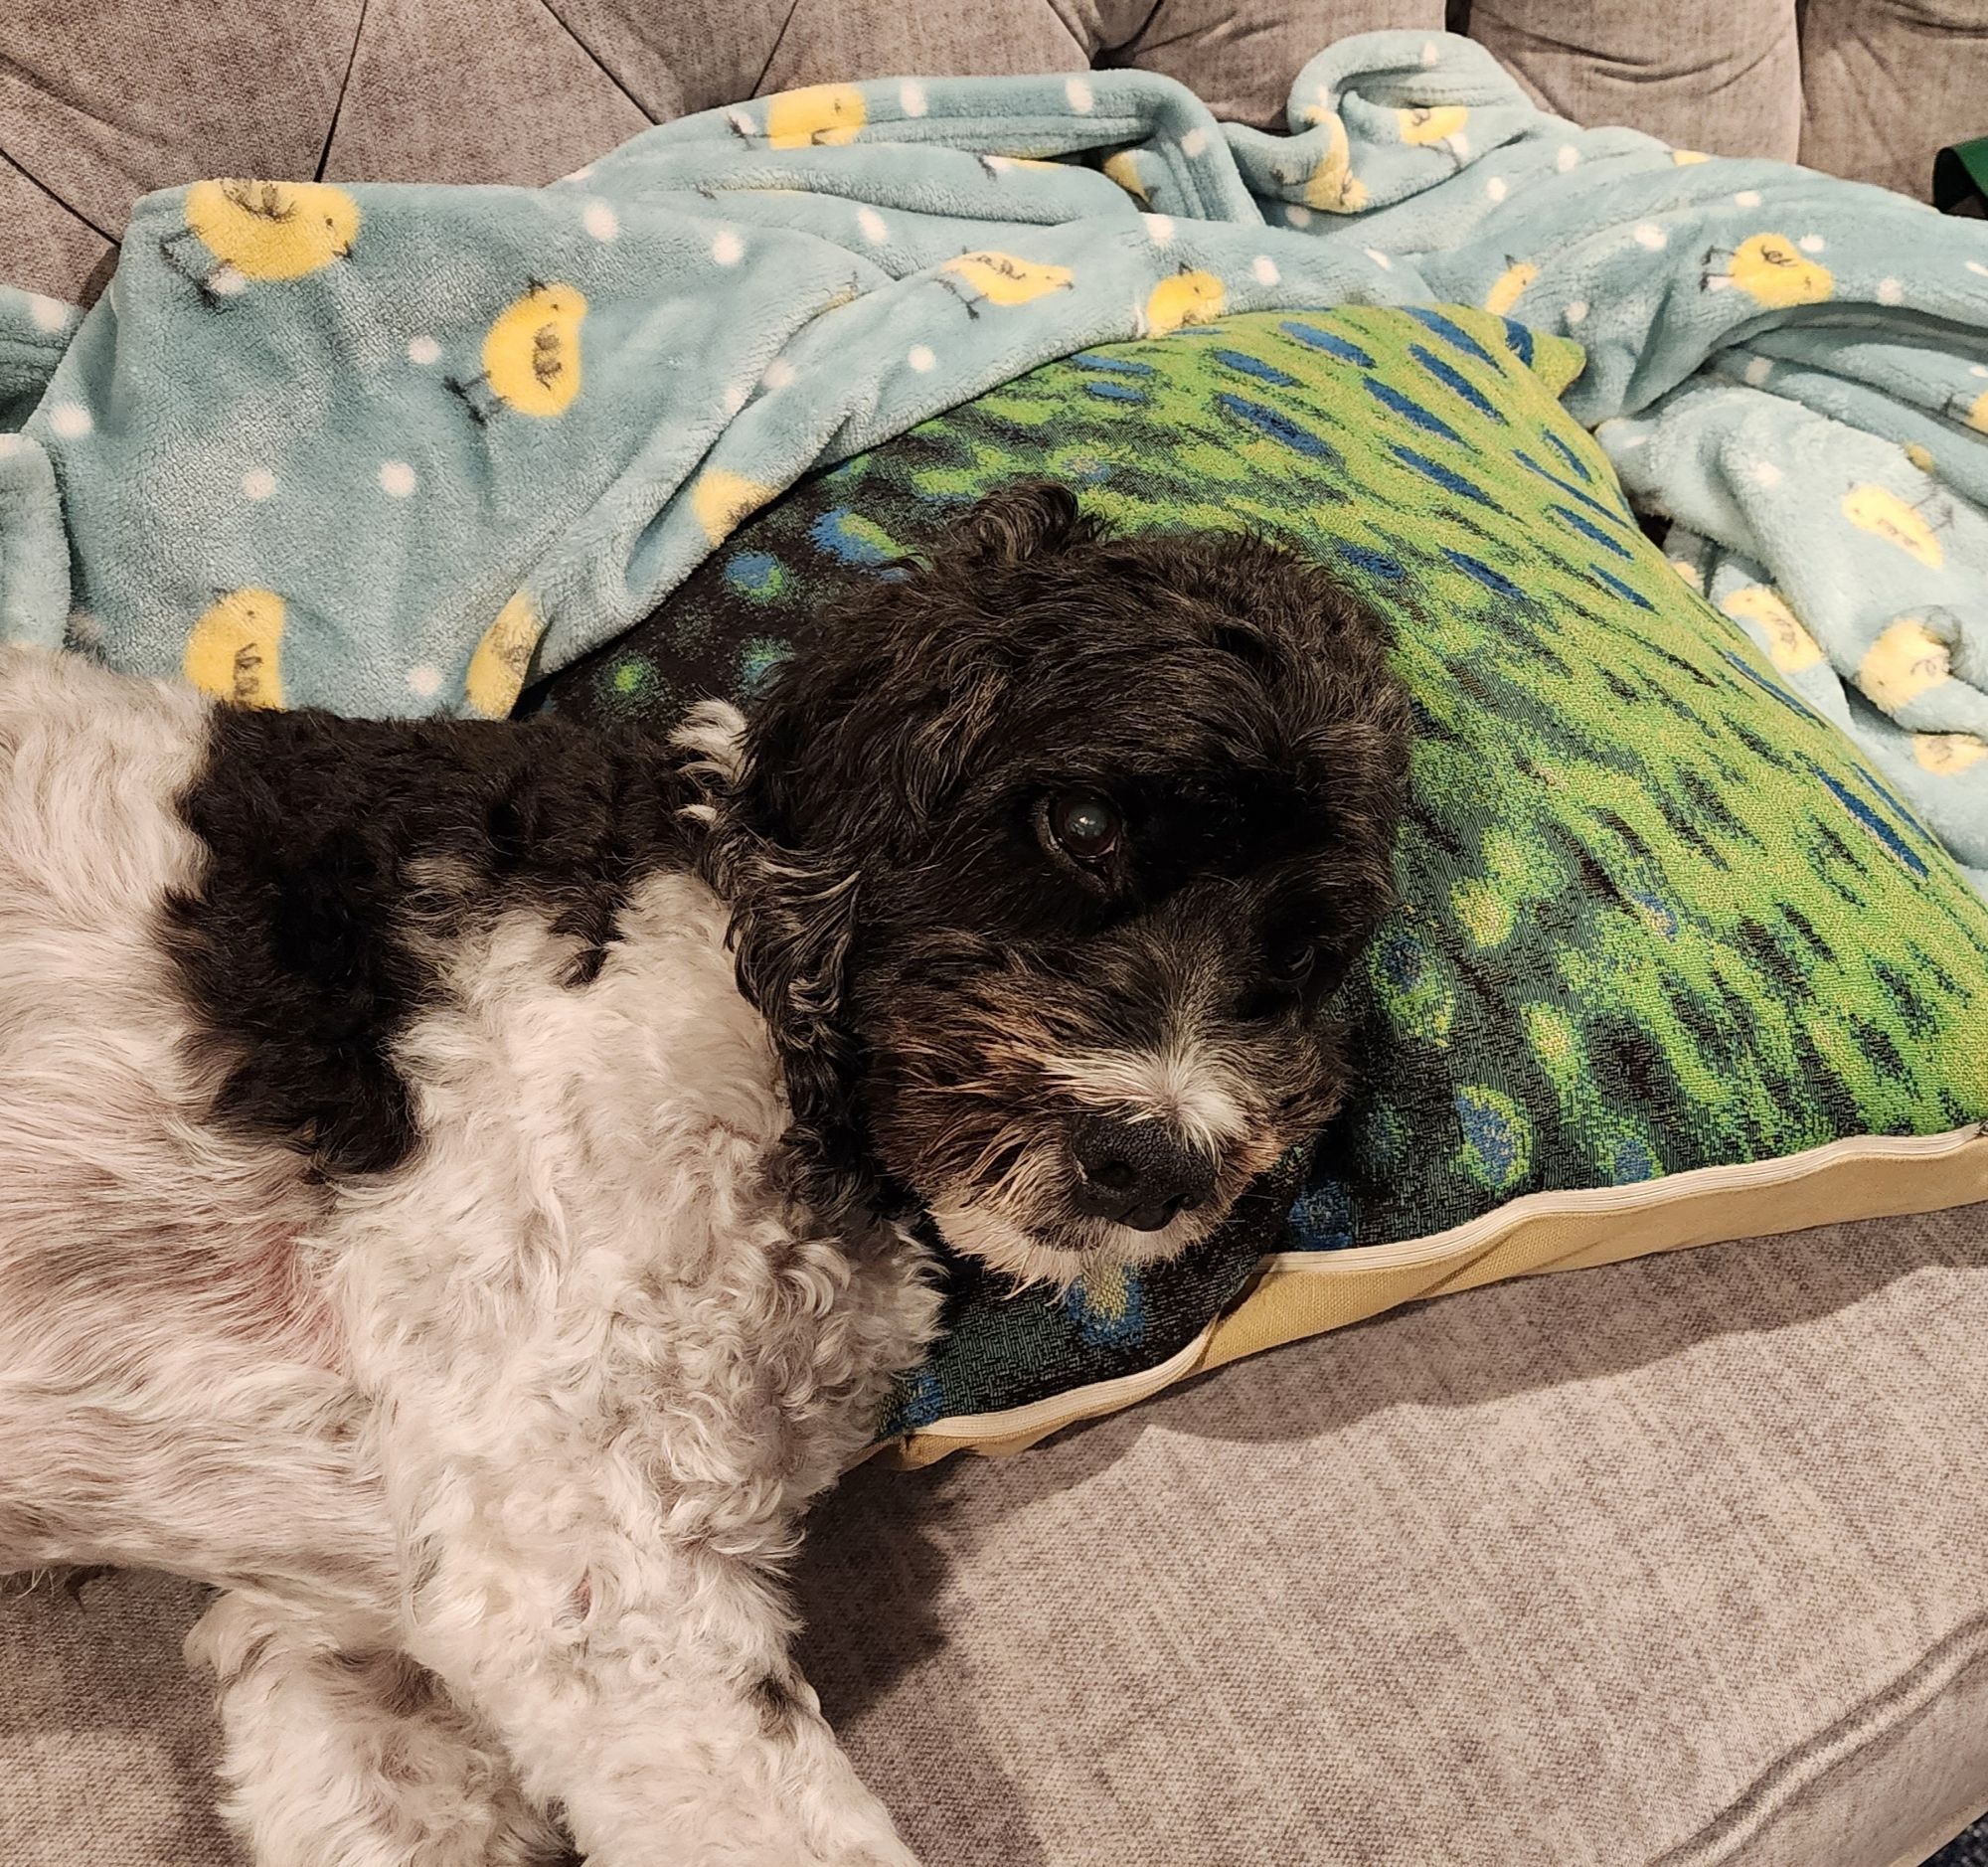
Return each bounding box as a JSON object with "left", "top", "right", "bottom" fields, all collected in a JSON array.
[
  {"left": 582, "top": 201, "right": 619, "bottom": 242},
  {"left": 1067, "top": 77, "right": 1093, "bottom": 113},
  {"left": 1565, "top": 299, "right": 1588, "bottom": 325},
  {"left": 1735, "top": 190, "right": 1761, "bottom": 208},
  {"left": 1969, "top": 260, "right": 1988, "bottom": 278},
  {"left": 712, "top": 230, "right": 745, "bottom": 265},
  {"left": 379, "top": 461, "right": 416, "bottom": 497},
  {"left": 722, "top": 383, "right": 747, "bottom": 416},
  {"left": 1251, "top": 255, "right": 1280, "bottom": 285},
  {"left": 407, "top": 665, "right": 442, "bottom": 698},
  {"left": 1743, "top": 357, "right": 1773, "bottom": 386},
  {"left": 407, "top": 335, "right": 441, "bottom": 365},
  {"left": 1181, "top": 128, "right": 1208, "bottom": 158},
  {"left": 1633, "top": 223, "right": 1666, "bottom": 250},
  {"left": 1285, "top": 203, "right": 1313, "bottom": 227},
  {"left": 1799, "top": 234, "right": 1826, "bottom": 254},
  {"left": 908, "top": 344, "right": 935, "bottom": 372},
  {"left": 1876, "top": 277, "right": 1904, "bottom": 305},
  {"left": 1144, "top": 214, "right": 1175, "bottom": 243},
  {"left": 1556, "top": 144, "right": 1579, "bottom": 172},
  {"left": 899, "top": 81, "right": 927, "bottom": 116},
  {"left": 27, "top": 293, "right": 70, "bottom": 332},
  {"left": 857, "top": 207, "right": 889, "bottom": 245},
  {"left": 761, "top": 358, "right": 796, "bottom": 390},
  {"left": 1365, "top": 248, "right": 1392, "bottom": 269},
  {"left": 242, "top": 468, "right": 276, "bottom": 500},
  {"left": 1486, "top": 176, "right": 1508, "bottom": 203},
  {"left": 1422, "top": 40, "right": 1439, "bottom": 65},
  {"left": 49, "top": 402, "right": 90, "bottom": 438},
  {"left": 0, "top": 434, "right": 22, "bottom": 459},
  {"left": 1749, "top": 459, "right": 1783, "bottom": 487}
]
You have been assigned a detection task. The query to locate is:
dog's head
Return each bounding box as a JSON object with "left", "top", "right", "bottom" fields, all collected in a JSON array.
[{"left": 699, "top": 482, "right": 1411, "bottom": 1285}]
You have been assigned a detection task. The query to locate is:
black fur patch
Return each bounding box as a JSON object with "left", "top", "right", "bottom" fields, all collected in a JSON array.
[{"left": 164, "top": 708, "right": 696, "bottom": 1178}]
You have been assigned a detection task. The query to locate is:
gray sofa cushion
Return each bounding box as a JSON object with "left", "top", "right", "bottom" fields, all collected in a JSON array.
[
  {"left": 1466, "top": 0, "right": 1803, "bottom": 163},
  {"left": 1799, "top": 0, "right": 1988, "bottom": 201},
  {"left": 7, "top": 1207, "right": 1987, "bottom": 1864}
]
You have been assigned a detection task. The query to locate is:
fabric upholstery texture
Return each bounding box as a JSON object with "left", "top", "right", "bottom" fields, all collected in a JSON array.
[
  {"left": 3, "top": 1, "right": 1984, "bottom": 305},
  {"left": 6, "top": 1206, "right": 1987, "bottom": 1866}
]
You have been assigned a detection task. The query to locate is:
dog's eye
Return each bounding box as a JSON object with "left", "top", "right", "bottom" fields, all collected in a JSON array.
[
  {"left": 1239, "top": 938, "right": 1318, "bottom": 1024},
  {"left": 1266, "top": 938, "right": 1317, "bottom": 989},
  {"left": 1045, "top": 792, "right": 1122, "bottom": 866}
]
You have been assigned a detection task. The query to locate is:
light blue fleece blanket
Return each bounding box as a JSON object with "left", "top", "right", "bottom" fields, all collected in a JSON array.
[{"left": 5, "top": 30, "right": 1988, "bottom": 884}]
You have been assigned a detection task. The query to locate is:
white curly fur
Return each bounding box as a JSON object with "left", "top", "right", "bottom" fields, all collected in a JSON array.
[{"left": 0, "top": 648, "right": 938, "bottom": 1866}]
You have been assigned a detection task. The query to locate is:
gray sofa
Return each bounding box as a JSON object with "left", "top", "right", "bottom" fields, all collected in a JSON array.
[{"left": 6, "top": 4, "right": 1988, "bottom": 1863}]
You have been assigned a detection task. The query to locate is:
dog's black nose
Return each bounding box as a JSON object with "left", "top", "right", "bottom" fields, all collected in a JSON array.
[{"left": 1069, "top": 1115, "right": 1218, "bottom": 1233}]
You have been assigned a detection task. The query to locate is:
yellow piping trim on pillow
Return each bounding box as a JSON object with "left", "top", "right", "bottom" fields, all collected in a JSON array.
[{"left": 872, "top": 1125, "right": 1988, "bottom": 1468}]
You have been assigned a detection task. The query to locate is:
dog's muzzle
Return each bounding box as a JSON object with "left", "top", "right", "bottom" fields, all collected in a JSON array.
[{"left": 1067, "top": 1114, "right": 1219, "bottom": 1234}]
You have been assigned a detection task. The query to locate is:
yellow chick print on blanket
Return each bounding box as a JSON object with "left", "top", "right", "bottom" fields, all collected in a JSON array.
[
  {"left": 446, "top": 283, "right": 587, "bottom": 424},
  {"left": 1301, "top": 111, "right": 1369, "bottom": 214},
  {"left": 1701, "top": 234, "right": 1833, "bottom": 308},
  {"left": 1485, "top": 260, "right": 1538, "bottom": 317},
  {"left": 1843, "top": 483, "right": 1944, "bottom": 570},
  {"left": 1141, "top": 268, "right": 1227, "bottom": 337},
  {"left": 185, "top": 589, "right": 285, "bottom": 708},
  {"left": 465, "top": 592, "right": 544, "bottom": 719},
  {"left": 1101, "top": 152, "right": 1149, "bottom": 206},
  {"left": 1943, "top": 389, "right": 1988, "bottom": 434},
  {"left": 690, "top": 469, "right": 777, "bottom": 547},
  {"left": 762, "top": 85, "right": 867, "bottom": 149},
  {"left": 1859, "top": 617, "right": 1951, "bottom": 712},
  {"left": 937, "top": 252, "right": 1076, "bottom": 317},
  {"left": 1398, "top": 105, "right": 1468, "bottom": 148},
  {"left": 1720, "top": 585, "right": 1824, "bottom": 674},
  {"left": 1914, "top": 733, "right": 1988, "bottom": 775},
  {"left": 162, "top": 181, "right": 359, "bottom": 302}
]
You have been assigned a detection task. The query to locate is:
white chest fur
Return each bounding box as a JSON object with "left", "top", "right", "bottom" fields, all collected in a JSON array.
[{"left": 326, "top": 871, "right": 937, "bottom": 1549}]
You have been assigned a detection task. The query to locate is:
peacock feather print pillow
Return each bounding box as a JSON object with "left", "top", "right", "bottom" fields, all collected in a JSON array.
[{"left": 535, "top": 305, "right": 1988, "bottom": 1461}]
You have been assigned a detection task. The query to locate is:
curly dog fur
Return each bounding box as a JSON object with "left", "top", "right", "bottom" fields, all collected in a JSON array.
[{"left": 0, "top": 484, "right": 1408, "bottom": 1865}]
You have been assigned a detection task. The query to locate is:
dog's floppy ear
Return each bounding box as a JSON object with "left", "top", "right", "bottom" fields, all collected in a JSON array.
[
  {"left": 724, "top": 838, "right": 868, "bottom": 1194},
  {"left": 946, "top": 479, "right": 1102, "bottom": 567},
  {"left": 685, "top": 700, "right": 879, "bottom": 1212}
]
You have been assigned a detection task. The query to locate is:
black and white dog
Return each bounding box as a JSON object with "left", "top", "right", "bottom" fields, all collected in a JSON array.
[{"left": 0, "top": 484, "right": 1408, "bottom": 1866}]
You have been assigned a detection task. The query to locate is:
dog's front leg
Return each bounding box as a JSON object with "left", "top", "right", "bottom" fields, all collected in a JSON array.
[{"left": 381, "top": 1432, "right": 918, "bottom": 1867}]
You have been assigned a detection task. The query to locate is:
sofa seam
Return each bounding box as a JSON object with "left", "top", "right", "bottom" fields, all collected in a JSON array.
[
  {"left": 749, "top": 0, "right": 809, "bottom": 98},
  {"left": 0, "top": 144, "right": 114, "bottom": 249},
  {"left": 534, "top": 0, "right": 657, "bottom": 124},
  {"left": 313, "top": 0, "right": 371, "bottom": 183}
]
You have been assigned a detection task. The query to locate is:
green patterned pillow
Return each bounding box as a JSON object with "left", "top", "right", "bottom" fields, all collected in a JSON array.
[{"left": 536, "top": 306, "right": 1988, "bottom": 1459}]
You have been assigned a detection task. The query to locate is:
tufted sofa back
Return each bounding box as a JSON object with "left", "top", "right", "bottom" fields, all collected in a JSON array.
[{"left": 2, "top": 0, "right": 1980, "bottom": 304}]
